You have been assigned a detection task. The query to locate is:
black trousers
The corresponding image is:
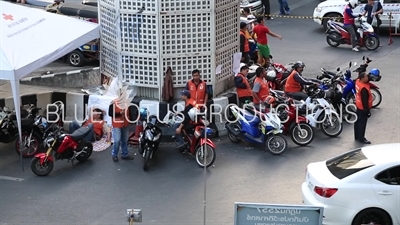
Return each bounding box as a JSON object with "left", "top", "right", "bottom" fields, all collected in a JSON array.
[
  {"left": 238, "top": 96, "right": 253, "bottom": 108},
  {"left": 261, "top": 0, "right": 271, "bottom": 18},
  {"left": 354, "top": 109, "right": 369, "bottom": 141}
]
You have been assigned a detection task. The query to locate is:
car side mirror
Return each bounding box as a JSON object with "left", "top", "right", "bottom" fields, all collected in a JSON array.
[
  {"left": 336, "top": 67, "right": 340, "bottom": 72},
  {"left": 269, "top": 55, "right": 273, "bottom": 59}
]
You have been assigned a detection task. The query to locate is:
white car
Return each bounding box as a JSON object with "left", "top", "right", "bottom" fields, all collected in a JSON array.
[
  {"left": 302, "top": 143, "right": 400, "bottom": 225},
  {"left": 240, "top": 0, "right": 263, "bottom": 14},
  {"left": 313, "top": 0, "right": 400, "bottom": 29}
]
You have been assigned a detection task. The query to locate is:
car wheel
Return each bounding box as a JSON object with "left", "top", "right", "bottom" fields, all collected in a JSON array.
[{"left": 352, "top": 208, "right": 392, "bottom": 225}]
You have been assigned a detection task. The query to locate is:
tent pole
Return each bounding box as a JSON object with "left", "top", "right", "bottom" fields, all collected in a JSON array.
[{"left": 10, "top": 80, "right": 24, "bottom": 172}]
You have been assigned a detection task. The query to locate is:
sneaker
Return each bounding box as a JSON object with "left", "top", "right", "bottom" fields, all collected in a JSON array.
[
  {"left": 352, "top": 47, "right": 359, "bottom": 52},
  {"left": 112, "top": 155, "right": 118, "bottom": 162},
  {"left": 121, "top": 155, "right": 134, "bottom": 160},
  {"left": 286, "top": 9, "right": 290, "bottom": 14}
]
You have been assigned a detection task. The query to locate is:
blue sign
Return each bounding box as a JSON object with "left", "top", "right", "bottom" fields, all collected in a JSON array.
[{"left": 234, "top": 203, "right": 324, "bottom": 225}]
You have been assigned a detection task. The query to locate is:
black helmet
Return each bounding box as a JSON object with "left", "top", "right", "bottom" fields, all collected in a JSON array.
[{"left": 293, "top": 61, "right": 306, "bottom": 69}]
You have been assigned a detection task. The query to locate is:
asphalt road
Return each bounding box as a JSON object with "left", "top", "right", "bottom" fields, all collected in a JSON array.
[{"left": 1, "top": 1, "right": 400, "bottom": 225}]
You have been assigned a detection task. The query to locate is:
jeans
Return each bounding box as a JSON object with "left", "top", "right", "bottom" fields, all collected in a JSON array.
[
  {"left": 344, "top": 24, "right": 358, "bottom": 48},
  {"left": 285, "top": 92, "right": 308, "bottom": 101},
  {"left": 69, "top": 120, "right": 94, "bottom": 142},
  {"left": 278, "top": 0, "right": 290, "bottom": 14},
  {"left": 112, "top": 126, "right": 130, "bottom": 157},
  {"left": 173, "top": 122, "right": 185, "bottom": 145}
]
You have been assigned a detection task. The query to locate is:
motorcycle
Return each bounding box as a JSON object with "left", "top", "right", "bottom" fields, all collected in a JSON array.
[
  {"left": 30, "top": 126, "right": 93, "bottom": 176},
  {"left": 225, "top": 104, "right": 288, "bottom": 155},
  {"left": 268, "top": 90, "right": 315, "bottom": 146},
  {"left": 164, "top": 111, "right": 217, "bottom": 168},
  {"left": 325, "top": 17, "right": 380, "bottom": 51},
  {"left": 15, "top": 101, "right": 64, "bottom": 158},
  {"left": 137, "top": 108, "right": 162, "bottom": 171},
  {"left": 0, "top": 106, "right": 31, "bottom": 144}
]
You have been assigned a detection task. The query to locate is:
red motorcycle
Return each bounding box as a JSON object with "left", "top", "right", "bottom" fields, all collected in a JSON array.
[
  {"left": 325, "top": 17, "right": 380, "bottom": 51},
  {"left": 30, "top": 126, "right": 93, "bottom": 176},
  {"left": 164, "top": 111, "right": 217, "bottom": 168}
]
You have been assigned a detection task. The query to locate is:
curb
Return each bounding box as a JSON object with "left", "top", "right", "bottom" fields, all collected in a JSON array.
[
  {"left": 20, "top": 67, "right": 100, "bottom": 82},
  {"left": 0, "top": 91, "right": 238, "bottom": 138}
]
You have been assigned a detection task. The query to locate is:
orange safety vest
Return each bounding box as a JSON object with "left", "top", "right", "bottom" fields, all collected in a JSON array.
[
  {"left": 187, "top": 80, "right": 207, "bottom": 105},
  {"left": 236, "top": 73, "right": 253, "bottom": 98},
  {"left": 185, "top": 98, "right": 196, "bottom": 107},
  {"left": 240, "top": 31, "right": 250, "bottom": 52},
  {"left": 355, "top": 79, "right": 373, "bottom": 110},
  {"left": 83, "top": 119, "right": 104, "bottom": 136},
  {"left": 254, "top": 77, "right": 270, "bottom": 104},
  {"left": 285, "top": 70, "right": 302, "bottom": 93},
  {"left": 110, "top": 102, "right": 130, "bottom": 128}
]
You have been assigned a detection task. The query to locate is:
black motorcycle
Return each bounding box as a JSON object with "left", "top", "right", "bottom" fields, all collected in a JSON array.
[
  {"left": 15, "top": 101, "right": 64, "bottom": 158},
  {"left": 0, "top": 106, "right": 31, "bottom": 144},
  {"left": 138, "top": 109, "right": 162, "bottom": 171}
]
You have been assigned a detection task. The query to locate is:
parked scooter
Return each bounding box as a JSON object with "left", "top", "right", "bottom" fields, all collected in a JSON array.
[
  {"left": 225, "top": 104, "right": 288, "bottom": 155},
  {"left": 137, "top": 108, "right": 162, "bottom": 171},
  {"left": 325, "top": 17, "right": 380, "bottom": 50},
  {"left": 164, "top": 111, "right": 217, "bottom": 168},
  {"left": 31, "top": 126, "right": 93, "bottom": 176}
]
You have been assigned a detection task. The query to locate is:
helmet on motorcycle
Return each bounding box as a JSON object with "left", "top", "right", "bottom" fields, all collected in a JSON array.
[
  {"left": 139, "top": 108, "right": 148, "bottom": 121},
  {"left": 293, "top": 61, "right": 305, "bottom": 70},
  {"left": 348, "top": 0, "right": 358, "bottom": 8},
  {"left": 266, "top": 70, "right": 276, "bottom": 81},
  {"left": 368, "top": 68, "right": 381, "bottom": 81}
]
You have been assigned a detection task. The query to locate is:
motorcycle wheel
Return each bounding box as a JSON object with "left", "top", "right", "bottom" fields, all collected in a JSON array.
[
  {"left": 143, "top": 149, "right": 151, "bottom": 171},
  {"left": 290, "top": 122, "right": 314, "bottom": 146},
  {"left": 371, "top": 88, "right": 382, "bottom": 108},
  {"left": 266, "top": 134, "right": 287, "bottom": 155},
  {"left": 321, "top": 114, "right": 343, "bottom": 138},
  {"left": 31, "top": 157, "right": 54, "bottom": 176},
  {"left": 15, "top": 131, "right": 42, "bottom": 158},
  {"left": 76, "top": 141, "right": 93, "bottom": 162},
  {"left": 364, "top": 36, "right": 380, "bottom": 51},
  {"left": 195, "top": 144, "right": 216, "bottom": 168},
  {"left": 227, "top": 123, "right": 241, "bottom": 143},
  {"left": 326, "top": 33, "right": 341, "bottom": 47}
]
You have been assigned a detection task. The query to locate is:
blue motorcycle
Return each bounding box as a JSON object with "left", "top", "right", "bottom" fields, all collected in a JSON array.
[{"left": 225, "top": 105, "right": 288, "bottom": 156}]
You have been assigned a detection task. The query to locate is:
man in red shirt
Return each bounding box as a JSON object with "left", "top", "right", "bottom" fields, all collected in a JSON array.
[{"left": 252, "top": 16, "right": 282, "bottom": 65}]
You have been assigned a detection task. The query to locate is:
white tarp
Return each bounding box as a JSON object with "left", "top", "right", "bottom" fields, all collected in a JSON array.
[{"left": 0, "top": 1, "right": 99, "bottom": 170}]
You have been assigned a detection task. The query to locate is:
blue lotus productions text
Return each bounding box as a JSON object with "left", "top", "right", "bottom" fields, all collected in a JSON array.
[
  {"left": 247, "top": 214, "right": 310, "bottom": 224},
  {"left": 7, "top": 18, "right": 46, "bottom": 38}
]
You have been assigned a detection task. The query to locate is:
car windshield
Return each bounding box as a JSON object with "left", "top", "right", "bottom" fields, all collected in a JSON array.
[{"left": 326, "top": 148, "right": 375, "bottom": 179}]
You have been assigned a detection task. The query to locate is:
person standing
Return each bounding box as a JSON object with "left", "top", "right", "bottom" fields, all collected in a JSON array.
[
  {"left": 235, "top": 65, "right": 253, "bottom": 107},
  {"left": 362, "top": 0, "right": 383, "bottom": 42},
  {"left": 343, "top": 0, "right": 361, "bottom": 52},
  {"left": 185, "top": 69, "right": 208, "bottom": 107},
  {"left": 354, "top": 72, "right": 372, "bottom": 144},
  {"left": 252, "top": 67, "right": 270, "bottom": 110},
  {"left": 252, "top": 16, "right": 282, "bottom": 66},
  {"left": 240, "top": 22, "right": 251, "bottom": 64},
  {"left": 109, "top": 99, "right": 134, "bottom": 162},
  {"left": 278, "top": 0, "right": 290, "bottom": 15},
  {"left": 261, "top": 0, "right": 273, "bottom": 20}
]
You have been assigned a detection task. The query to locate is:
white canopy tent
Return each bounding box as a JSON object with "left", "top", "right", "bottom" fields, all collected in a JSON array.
[{"left": 0, "top": 1, "right": 100, "bottom": 170}]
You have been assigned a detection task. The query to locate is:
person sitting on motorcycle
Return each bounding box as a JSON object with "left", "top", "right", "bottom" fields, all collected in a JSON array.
[
  {"left": 69, "top": 108, "right": 110, "bottom": 142},
  {"left": 235, "top": 65, "right": 254, "bottom": 107},
  {"left": 344, "top": 0, "right": 361, "bottom": 52},
  {"left": 173, "top": 90, "right": 197, "bottom": 151},
  {"left": 252, "top": 67, "right": 270, "bottom": 110},
  {"left": 284, "top": 61, "right": 319, "bottom": 101}
]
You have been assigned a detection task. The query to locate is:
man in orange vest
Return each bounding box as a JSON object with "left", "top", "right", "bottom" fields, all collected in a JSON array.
[
  {"left": 252, "top": 67, "right": 270, "bottom": 109},
  {"left": 284, "top": 61, "right": 318, "bottom": 101},
  {"left": 354, "top": 72, "right": 373, "bottom": 144},
  {"left": 108, "top": 99, "right": 134, "bottom": 162},
  {"left": 185, "top": 69, "right": 208, "bottom": 109},
  {"left": 240, "top": 22, "right": 250, "bottom": 64},
  {"left": 173, "top": 90, "right": 197, "bottom": 151},
  {"left": 235, "top": 65, "right": 253, "bottom": 107}
]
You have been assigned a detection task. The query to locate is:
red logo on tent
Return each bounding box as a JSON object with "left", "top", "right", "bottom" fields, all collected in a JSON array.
[{"left": 2, "top": 14, "right": 14, "bottom": 21}]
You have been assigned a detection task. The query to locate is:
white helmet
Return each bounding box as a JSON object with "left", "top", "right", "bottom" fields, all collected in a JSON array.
[
  {"left": 267, "top": 70, "right": 276, "bottom": 79},
  {"left": 348, "top": 0, "right": 358, "bottom": 8}
]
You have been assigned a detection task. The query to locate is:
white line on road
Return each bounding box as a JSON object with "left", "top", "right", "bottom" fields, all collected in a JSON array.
[{"left": 0, "top": 175, "right": 25, "bottom": 182}]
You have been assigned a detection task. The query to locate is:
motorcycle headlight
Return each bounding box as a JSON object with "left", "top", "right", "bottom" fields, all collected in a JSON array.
[{"left": 145, "top": 129, "right": 154, "bottom": 141}]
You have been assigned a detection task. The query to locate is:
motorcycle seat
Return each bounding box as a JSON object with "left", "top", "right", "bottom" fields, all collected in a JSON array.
[{"left": 69, "top": 126, "right": 91, "bottom": 141}]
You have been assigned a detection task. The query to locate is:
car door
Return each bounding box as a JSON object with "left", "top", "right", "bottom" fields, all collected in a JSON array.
[
  {"left": 382, "top": 0, "right": 400, "bottom": 27},
  {"left": 371, "top": 165, "right": 400, "bottom": 224}
]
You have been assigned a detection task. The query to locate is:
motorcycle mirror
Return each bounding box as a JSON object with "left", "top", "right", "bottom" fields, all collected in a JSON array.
[
  {"left": 336, "top": 67, "right": 340, "bottom": 71},
  {"left": 269, "top": 55, "right": 273, "bottom": 59},
  {"left": 362, "top": 56, "right": 365, "bottom": 60},
  {"left": 348, "top": 62, "right": 352, "bottom": 68}
]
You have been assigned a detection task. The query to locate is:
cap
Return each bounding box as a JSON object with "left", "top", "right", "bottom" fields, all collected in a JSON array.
[{"left": 180, "top": 90, "right": 191, "bottom": 98}]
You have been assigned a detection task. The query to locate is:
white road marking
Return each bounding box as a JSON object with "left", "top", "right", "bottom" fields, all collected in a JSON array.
[{"left": 0, "top": 175, "right": 25, "bottom": 182}]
